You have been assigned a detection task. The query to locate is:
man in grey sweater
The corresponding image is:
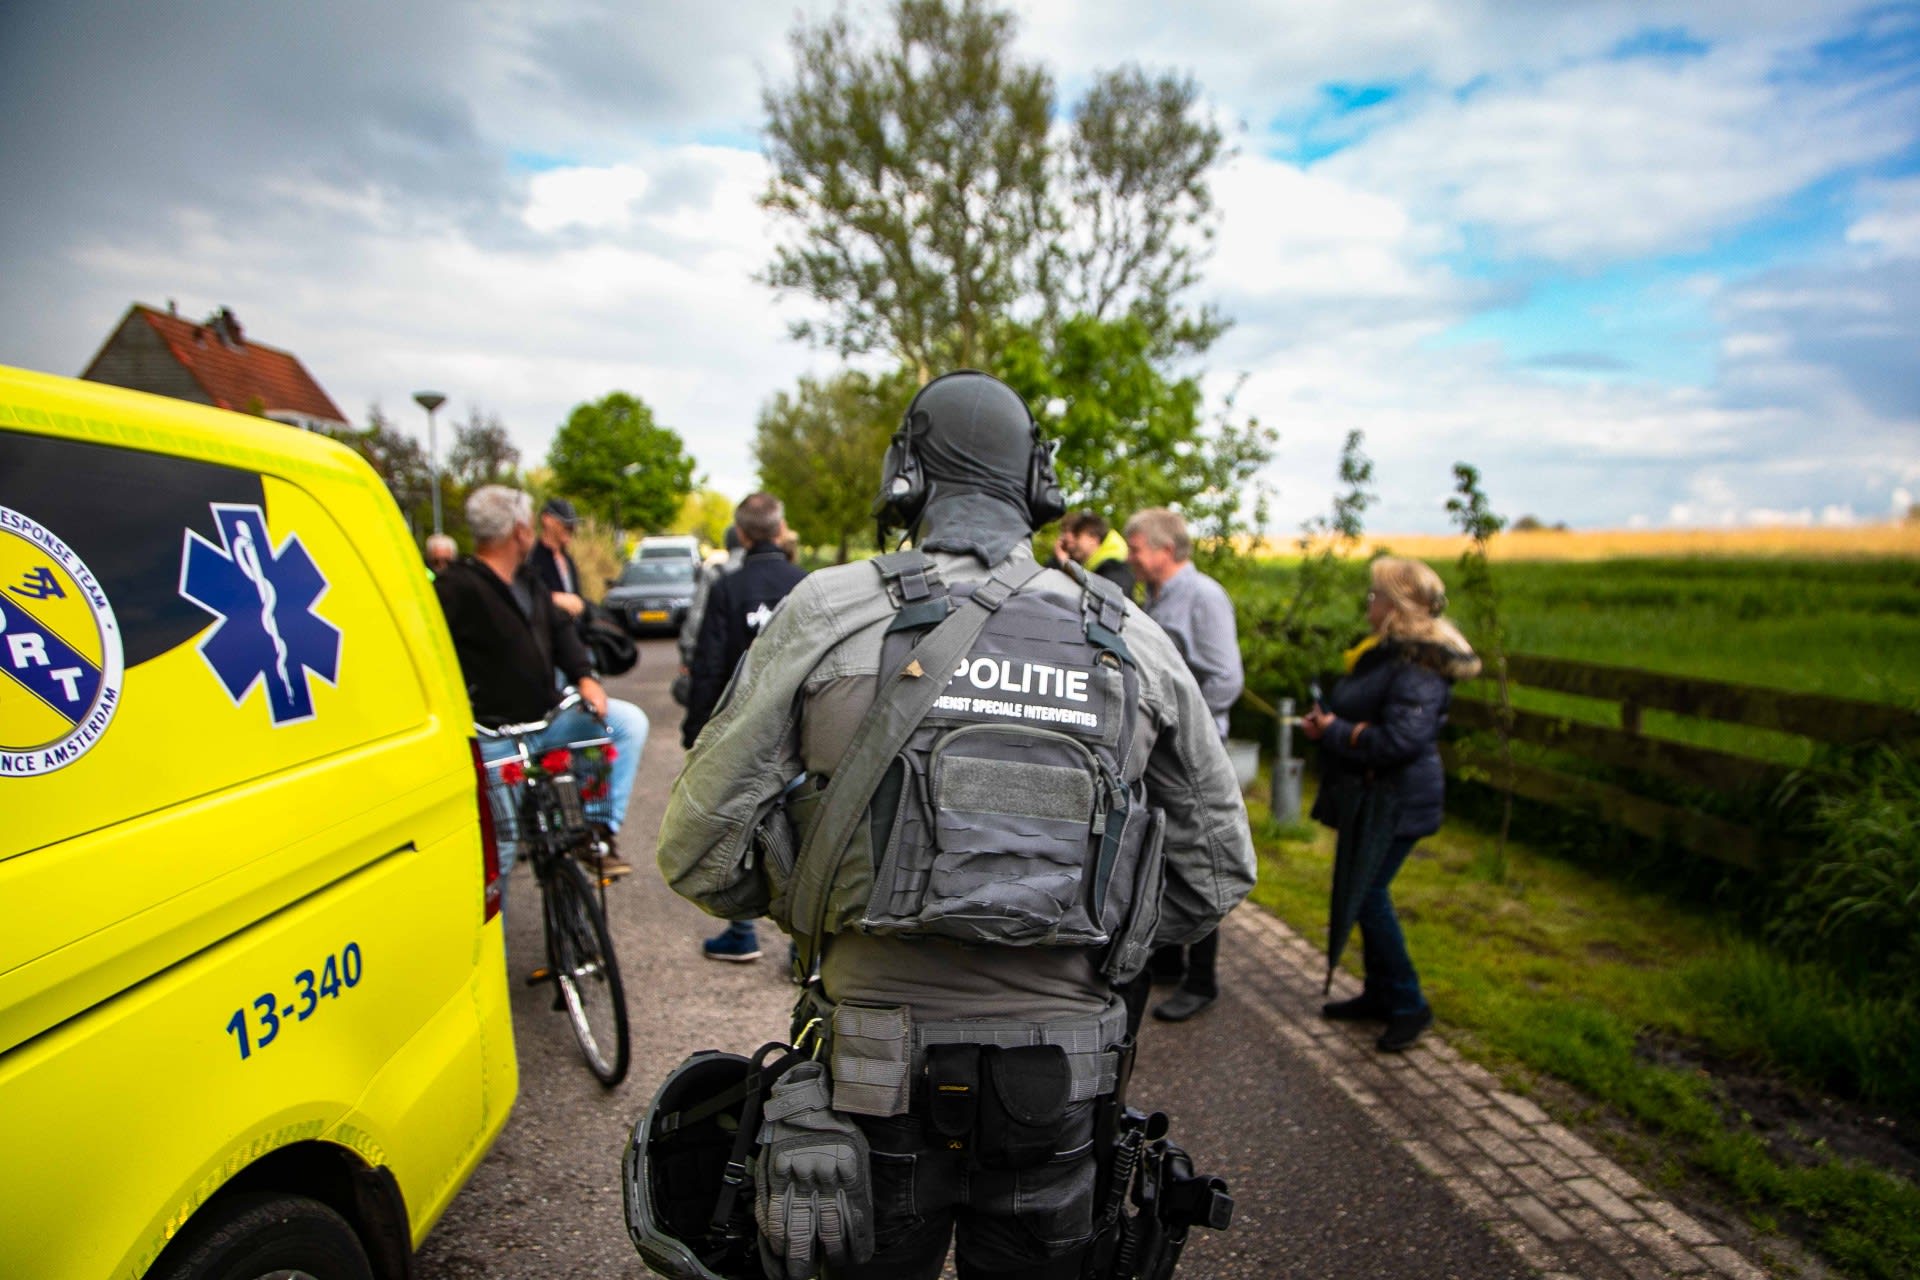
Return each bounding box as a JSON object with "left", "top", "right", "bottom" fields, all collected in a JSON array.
[{"left": 1125, "top": 507, "right": 1245, "bottom": 1022}]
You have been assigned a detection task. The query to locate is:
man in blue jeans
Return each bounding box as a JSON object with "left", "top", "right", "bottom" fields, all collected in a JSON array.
[{"left": 437, "top": 485, "right": 649, "bottom": 885}]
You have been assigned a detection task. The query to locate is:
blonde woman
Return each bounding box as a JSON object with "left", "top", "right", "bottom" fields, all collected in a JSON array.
[{"left": 1300, "top": 557, "right": 1480, "bottom": 1052}]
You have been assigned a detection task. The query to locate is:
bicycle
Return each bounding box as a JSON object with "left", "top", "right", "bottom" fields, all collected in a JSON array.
[{"left": 478, "top": 692, "right": 631, "bottom": 1086}]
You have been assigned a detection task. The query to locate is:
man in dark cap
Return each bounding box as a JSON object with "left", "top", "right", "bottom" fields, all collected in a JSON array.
[
  {"left": 656, "top": 370, "right": 1254, "bottom": 1279},
  {"left": 530, "top": 495, "right": 587, "bottom": 621}
]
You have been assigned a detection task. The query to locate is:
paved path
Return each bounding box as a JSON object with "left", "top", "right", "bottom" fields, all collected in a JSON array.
[{"left": 416, "top": 639, "right": 1767, "bottom": 1279}]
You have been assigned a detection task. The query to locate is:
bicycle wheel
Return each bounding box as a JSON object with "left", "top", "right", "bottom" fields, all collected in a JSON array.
[{"left": 546, "top": 854, "right": 631, "bottom": 1085}]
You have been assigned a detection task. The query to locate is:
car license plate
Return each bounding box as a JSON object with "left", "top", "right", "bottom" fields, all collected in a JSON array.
[{"left": 639, "top": 610, "right": 669, "bottom": 623}]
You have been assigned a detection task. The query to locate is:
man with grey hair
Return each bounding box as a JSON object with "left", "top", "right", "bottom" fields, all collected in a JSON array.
[
  {"left": 436, "top": 484, "right": 650, "bottom": 881},
  {"left": 424, "top": 532, "right": 458, "bottom": 575},
  {"left": 682, "top": 492, "right": 808, "bottom": 963},
  {"left": 1124, "top": 506, "right": 1244, "bottom": 1022}
]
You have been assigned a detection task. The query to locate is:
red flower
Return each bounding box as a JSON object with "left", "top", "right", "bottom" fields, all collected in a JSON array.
[
  {"left": 498, "top": 760, "right": 526, "bottom": 786},
  {"left": 541, "top": 748, "right": 573, "bottom": 773},
  {"left": 603, "top": 744, "right": 619, "bottom": 763}
]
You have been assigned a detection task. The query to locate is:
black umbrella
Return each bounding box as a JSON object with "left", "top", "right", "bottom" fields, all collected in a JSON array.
[{"left": 1322, "top": 771, "right": 1403, "bottom": 994}]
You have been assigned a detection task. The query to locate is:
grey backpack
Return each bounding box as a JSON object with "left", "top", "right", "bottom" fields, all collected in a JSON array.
[{"left": 776, "top": 552, "right": 1168, "bottom": 982}]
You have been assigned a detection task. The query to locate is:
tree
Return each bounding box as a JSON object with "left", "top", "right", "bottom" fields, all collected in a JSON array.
[
  {"left": 761, "top": 0, "right": 1053, "bottom": 377},
  {"left": 1284, "top": 429, "right": 1374, "bottom": 631},
  {"left": 754, "top": 367, "right": 918, "bottom": 563},
  {"left": 547, "top": 392, "right": 695, "bottom": 535},
  {"left": 669, "top": 488, "right": 738, "bottom": 547},
  {"left": 992, "top": 313, "right": 1274, "bottom": 543},
  {"left": 317, "top": 407, "right": 435, "bottom": 535},
  {"left": 1232, "top": 432, "right": 1372, "bottom": 712},
  {"left": 1447, "top": 462, "right": 1514, "bottom": 880},
  {"left": 1044, "top": 65, "right": 1227, "bottom": 357},
  {"left": 446, "top": 409, "right": 520, "bottom": 488}
]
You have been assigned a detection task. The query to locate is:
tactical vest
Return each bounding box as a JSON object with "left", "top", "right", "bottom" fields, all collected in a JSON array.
[{"left": 771, "top": 552, "right": 1169, "bottom": 982}]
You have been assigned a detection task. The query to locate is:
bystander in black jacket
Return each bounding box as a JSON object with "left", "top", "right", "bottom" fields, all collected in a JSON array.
[
  {"left": 529, "top": 540, "right": 582, "bottom": 599},
  {"left": 681, "top": 542, "right": 806, "bottom": 746},
  {"left": 435, "top": 556, "right": 593, "bottom": 727},
  {"left": 1310, "top": 637, "right": 1480, "bottom": 838}
]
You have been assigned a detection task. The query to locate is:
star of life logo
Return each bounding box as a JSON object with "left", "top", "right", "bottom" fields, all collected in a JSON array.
[
  {"left": 0, "top": 504, "right": 125, "bottom": 775},
  {"left": 179, "top": 503, "right": 341, "bottom": 726}
]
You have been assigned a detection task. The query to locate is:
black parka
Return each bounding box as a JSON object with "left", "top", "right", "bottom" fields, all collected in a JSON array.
[
  {"left": 1310, "top": 637, "right": 1480, "bottom": 838},
  {"left": 682, "top": 544, "right": 807, "bottom": 746}
]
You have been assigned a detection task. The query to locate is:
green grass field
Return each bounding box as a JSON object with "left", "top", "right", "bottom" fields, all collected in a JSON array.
[
  {"left": 1482, "top": 558, "right": 1920, "bottom": 705},
  {"left": 1234, "top": 554, "right": 1920, "bottom": 765}
]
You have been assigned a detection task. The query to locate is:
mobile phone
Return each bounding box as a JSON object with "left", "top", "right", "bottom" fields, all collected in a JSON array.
[{"left": 1308, "top": 681, "right": 1324, "bottom": 709}]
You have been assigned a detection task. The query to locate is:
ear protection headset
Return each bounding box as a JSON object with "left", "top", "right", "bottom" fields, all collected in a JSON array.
[{"left": 873, "top": 370, "right": 1066, "bottom": 537}]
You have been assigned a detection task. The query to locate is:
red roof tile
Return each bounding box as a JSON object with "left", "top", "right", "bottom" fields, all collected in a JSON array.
[{"left": 136, "top": 305, "right": 347, "bottom": 423}]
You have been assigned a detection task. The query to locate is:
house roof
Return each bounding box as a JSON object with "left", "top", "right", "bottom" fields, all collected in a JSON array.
[{"left": 128, "top": 304, "right": 348, "bottom": 424}]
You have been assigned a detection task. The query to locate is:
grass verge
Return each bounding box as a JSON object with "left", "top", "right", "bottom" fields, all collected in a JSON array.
[{"left": 1246, "top": 792, "right": 1920, "bottom": 1279}]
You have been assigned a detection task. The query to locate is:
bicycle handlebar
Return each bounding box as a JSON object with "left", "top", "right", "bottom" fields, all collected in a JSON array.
[{"left": 475, "top": 689, "right": 600, "bottom": 740}]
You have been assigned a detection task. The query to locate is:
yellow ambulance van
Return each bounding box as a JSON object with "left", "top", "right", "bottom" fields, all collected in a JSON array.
[{"left": 0, "top": 366, "right": 516, "bottom": 1279}]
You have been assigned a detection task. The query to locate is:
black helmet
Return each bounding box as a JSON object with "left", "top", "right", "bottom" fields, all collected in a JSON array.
[
  {"left": 623, "top": 1051, "right": 762, "bottom": 1280},
  {"left": 874, "top": 370, "right": 1064, "bottom": 537}
]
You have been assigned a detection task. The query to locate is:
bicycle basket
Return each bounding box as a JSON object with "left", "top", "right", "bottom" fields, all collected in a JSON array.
[{"left": 486, "top": 736, "right": 617, "bottom": 845}]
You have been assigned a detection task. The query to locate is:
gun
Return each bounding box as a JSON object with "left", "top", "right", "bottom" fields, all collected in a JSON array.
[{"left": 1084, "top": 1107, "right": 1234, "bottom": 1280}]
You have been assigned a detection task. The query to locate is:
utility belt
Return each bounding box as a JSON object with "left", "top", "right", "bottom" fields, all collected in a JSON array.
[
  {"left": 795, "top": 987, "right": 1127, "bottom": 1172},
  {"left": 797, "top": 986, "right": 1128, "bottom": 1116}
]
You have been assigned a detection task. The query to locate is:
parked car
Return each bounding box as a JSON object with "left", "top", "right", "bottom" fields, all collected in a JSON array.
[
  {"left": 604, "top": 557, "right": 699, "bottom": 635},
  {"left": 634, "top": 534, "right": 701, "bottom": 566}
]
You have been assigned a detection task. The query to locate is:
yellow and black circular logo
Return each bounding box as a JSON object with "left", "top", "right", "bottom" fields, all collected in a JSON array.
[{"left": 0, "top": 505, "right": 124, "bottom": 774}]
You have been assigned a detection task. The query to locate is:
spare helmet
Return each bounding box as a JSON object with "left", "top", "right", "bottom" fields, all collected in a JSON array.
[{"left": 623, "top": 1051, "right": 763, "bottom": 1280}]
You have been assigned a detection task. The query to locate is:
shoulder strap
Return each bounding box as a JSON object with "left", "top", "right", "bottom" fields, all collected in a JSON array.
[
  {"left": 788, "top": 553, "right": 1047, "bottom": 980},
  {"left": 1063, "top": 559, "right": 1135, "bottom": 667},
  {"left": 872, "top": 549, "right": 953, "bottom": 633}
]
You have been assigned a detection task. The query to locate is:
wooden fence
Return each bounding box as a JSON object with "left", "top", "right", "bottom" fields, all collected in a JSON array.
[{"left": 1444, "top": 654, "right": 1920, "bottom": 869}]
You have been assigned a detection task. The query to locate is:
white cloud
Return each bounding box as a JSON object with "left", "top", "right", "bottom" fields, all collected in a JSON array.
[
  {"left": 3, "top": 0, "right": 1916, "bottom": 536},
  {"left": 1325, "top": 42, "right": 1916, "bottom": 264},
  {"left": 62, "top": 140, "right": 822, "bottom": 502},
  {"left": 524, "top": 164, "right": 651, "bottom": 233},
  {"left": 1847, "top": 177, "right": 1920, "bottom": 259}
]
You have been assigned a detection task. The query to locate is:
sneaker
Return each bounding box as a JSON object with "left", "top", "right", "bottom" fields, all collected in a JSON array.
[
  {"left": 1151, "top": 989, "right": 1217, "bottom": 1022},
  {"left": 702, "top": 925, "right": 763, "bottom": 963},
  {"left": 1321, "top": 993, "right": 1390, "bottom": 1022},
  {"left": 1376, "top": 1006, "right": 1434, "bottom": 1053}
]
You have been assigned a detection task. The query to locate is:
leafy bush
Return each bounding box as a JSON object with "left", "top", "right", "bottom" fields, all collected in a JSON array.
[{"left": 1769, "top": 747, "right": 1920, "bottom": 993}]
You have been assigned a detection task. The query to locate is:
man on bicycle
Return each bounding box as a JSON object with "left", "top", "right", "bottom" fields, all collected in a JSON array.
[{"left": 437, "top": 484, "right": 649, "bottom": 880}]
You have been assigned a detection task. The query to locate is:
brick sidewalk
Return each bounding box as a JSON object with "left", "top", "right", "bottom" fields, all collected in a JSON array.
[{"left": 1225, "top": 906, "right": 1766, "bottom": 1280}]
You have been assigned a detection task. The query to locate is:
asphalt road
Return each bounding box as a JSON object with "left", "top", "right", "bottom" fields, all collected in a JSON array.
[{"left": 415, "top": 638, "right": 1530, "bottom": 1279}]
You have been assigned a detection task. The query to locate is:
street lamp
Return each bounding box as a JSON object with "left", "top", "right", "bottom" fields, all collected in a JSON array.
[{"left": 413, "top": 391, "right": 447, "bottom": 534}]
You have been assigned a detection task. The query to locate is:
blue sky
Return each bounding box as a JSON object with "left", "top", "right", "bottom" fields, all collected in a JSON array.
[{"left": 1, "top": 0, "right": 1915, "bottom": 532}]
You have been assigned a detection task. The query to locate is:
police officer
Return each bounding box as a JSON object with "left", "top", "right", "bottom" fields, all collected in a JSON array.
[{"left": 656, "top": 370, "right": 1255, "bottom": 1280}]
